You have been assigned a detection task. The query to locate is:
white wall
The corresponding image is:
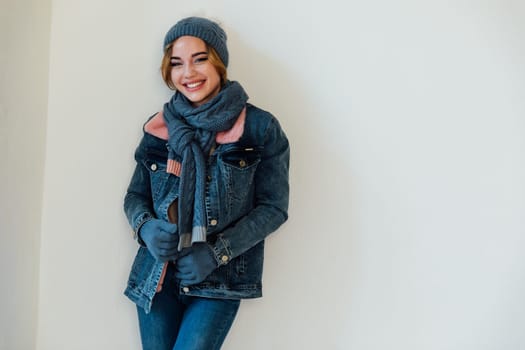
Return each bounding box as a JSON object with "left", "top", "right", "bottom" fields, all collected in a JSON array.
[
  {"left": 34, "top": 1, "right": 525, "bottom": 350},
  {"left": 0, "top": 0, "right": 51, "bottom": 349}
]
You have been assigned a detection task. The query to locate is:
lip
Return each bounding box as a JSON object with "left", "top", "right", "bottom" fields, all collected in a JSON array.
[{"left": 183, "top": 80, "right": 205, "bottom": 92}]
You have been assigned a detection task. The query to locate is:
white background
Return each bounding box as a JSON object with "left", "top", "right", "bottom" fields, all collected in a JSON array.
[{"left": 1, "top": 0, "right": 525, "bottom": 349}]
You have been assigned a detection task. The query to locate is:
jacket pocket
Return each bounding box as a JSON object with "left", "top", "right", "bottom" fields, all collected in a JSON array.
[
  {"left": 143, "top": 150, "right": 179, "bottom": 204},
  {"left": 218, "top": 148, "right": 261, "bottom": 204}
]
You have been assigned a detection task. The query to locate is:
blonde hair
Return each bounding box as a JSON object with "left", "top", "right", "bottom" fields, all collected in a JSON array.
[{"left": 161, "top": 43, "right": 227, "bottom": 90}]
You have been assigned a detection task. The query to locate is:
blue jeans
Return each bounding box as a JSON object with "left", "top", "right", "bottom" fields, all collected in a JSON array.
[{"left": 137, "top": 264, "right": 240, "bottom": 350}]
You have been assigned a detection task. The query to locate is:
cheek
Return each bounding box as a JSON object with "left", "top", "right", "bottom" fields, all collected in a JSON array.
[
  {"left": 170, "top": 70, "right": 182, "bottom": 86},
  {"left": 206, "top": 68, "right": 221, "bottom": 88}
]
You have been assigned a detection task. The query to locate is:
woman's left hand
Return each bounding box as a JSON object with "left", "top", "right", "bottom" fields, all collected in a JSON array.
[{"left": 175, "top": 242, "right": 218, "bottom": 286}]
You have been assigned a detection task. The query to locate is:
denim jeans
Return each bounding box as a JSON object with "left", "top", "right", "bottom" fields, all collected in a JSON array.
[{"left": 137, "top": 264, "right": 240, "bottom": 350}]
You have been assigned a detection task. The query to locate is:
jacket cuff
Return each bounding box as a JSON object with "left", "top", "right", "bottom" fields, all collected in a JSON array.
[
  {"left": 133, "top": 212, "right": 153, "bottom": 247},
  {"left": 209, "top": 234, "right": 232, "bottom": 266}
]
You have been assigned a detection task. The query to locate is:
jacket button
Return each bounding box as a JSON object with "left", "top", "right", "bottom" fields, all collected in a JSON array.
[
  {"left": 210, "top": 219, "right": 218, "bottom": 226},
  {"left": 182, "top": 287, "right": 189, "bottom": 293},
  {"left": 239, "top": 160, "right": 247, "bottom": 168},
  {"left": 150, "top": 163, "right": 158, "bottom": 171},
  {"left": 221, "top": 255, "right": 229, "bottom": 263}
]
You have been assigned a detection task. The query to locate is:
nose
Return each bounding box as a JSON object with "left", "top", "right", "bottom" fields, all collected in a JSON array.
[{"left": 183, "top": 62, "right": 195, "bottom": 78}]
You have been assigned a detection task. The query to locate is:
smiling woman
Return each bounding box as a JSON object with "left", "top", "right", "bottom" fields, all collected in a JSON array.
[
  {"left": 122, "top": 16, "right": 290, "bottom": 350},
  {"left": 168, "top": 37, "right": 222, "bottom": 106},
  {"left": 161, "top": 36, "right": 228, "bottom": 97}
]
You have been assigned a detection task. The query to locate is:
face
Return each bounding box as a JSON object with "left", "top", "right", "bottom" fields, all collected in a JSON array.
[{"left": 169, "top": 36, "right": 221, "bottom": 107}]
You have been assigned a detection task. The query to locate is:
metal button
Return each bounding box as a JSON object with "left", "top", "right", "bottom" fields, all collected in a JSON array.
[
  {"left": 182, "top": 287, "right": 189, "bottom": 293},
  {"left": 221, "top": 255, "right": 229, "bottom": 263},
  {"left": 150, "top": 163, "right": 158, "bottom": 171},
  {"left": 239, "top": 160, "right": 247, "bottom": 168},
  {"left": 210, "top": 219, "right": 218, "bottom": 226}
]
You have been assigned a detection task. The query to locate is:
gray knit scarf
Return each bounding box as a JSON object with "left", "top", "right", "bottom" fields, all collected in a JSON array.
[{"left": 163, "top": 81, "right": 248, "bottom": 250}]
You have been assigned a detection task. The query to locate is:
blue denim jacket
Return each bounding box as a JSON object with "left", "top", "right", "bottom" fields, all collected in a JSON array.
[{"left": 124, "top": 103, "right": 289, "bottom": 313}]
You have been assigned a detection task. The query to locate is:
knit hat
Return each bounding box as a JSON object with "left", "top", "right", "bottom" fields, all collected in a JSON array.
[{"left": 163, "top": 17, "right": 229, "bottom": 67}]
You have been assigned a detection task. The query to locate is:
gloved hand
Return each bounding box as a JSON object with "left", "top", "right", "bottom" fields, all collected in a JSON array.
[
  {"left": 139, "top": 219, "right": 179, "bottom": 262},
  {"left": 175, "top": 242, "right": 217, "bottom": 286}
]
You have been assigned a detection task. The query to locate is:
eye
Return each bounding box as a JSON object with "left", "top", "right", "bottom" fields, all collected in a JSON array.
[
  {"left": 195, "top": 56, "right": 208, "bottom": 64},
  {"left": 170, "top": 61, "right": 182, "bottom": 67}
]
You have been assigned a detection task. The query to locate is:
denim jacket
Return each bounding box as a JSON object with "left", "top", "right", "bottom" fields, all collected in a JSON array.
[{"left": 124, "top": 103, "right": 289, "bottom": 313}]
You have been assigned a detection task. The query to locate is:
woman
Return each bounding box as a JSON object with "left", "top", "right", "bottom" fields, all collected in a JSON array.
[{"left": 123, "top": 17, "right": 289, "bottom": 349}]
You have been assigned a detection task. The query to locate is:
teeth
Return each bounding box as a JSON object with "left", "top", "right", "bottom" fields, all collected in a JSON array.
[{"left": 186, "top": 81, "right": 203, "bottom": 88}]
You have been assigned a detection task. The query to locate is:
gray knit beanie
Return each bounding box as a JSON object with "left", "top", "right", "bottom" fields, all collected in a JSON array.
[{"left": 163, "top": 17, "right": 229, "bottom": 67}]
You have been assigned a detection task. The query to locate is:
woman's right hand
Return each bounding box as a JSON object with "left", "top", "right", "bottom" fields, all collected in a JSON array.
[{"left": 139, "top": 219, "right": 179, "bottom": 262}]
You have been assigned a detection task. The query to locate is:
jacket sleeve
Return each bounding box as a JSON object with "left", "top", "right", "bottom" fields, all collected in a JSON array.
[
  {"left": 124, "top": 135, "right": 156, "bottom": 245},
  {"left": 209, "top": 116, "right": 290, "bottom": 265}
]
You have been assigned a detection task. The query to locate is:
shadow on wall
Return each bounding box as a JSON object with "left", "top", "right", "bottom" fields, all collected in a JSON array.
[{"left": 224, "top": 29, "right": 360, "bottom": 348}]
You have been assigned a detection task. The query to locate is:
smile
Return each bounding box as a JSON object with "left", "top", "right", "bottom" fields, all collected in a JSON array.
[{"left": 185, "top": 81, "right": 204, "bottom": 89}]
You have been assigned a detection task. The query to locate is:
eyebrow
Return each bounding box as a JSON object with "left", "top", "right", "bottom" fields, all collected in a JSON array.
[{"left": 170, "top": 51, "right": 208, "bottom": 60}]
